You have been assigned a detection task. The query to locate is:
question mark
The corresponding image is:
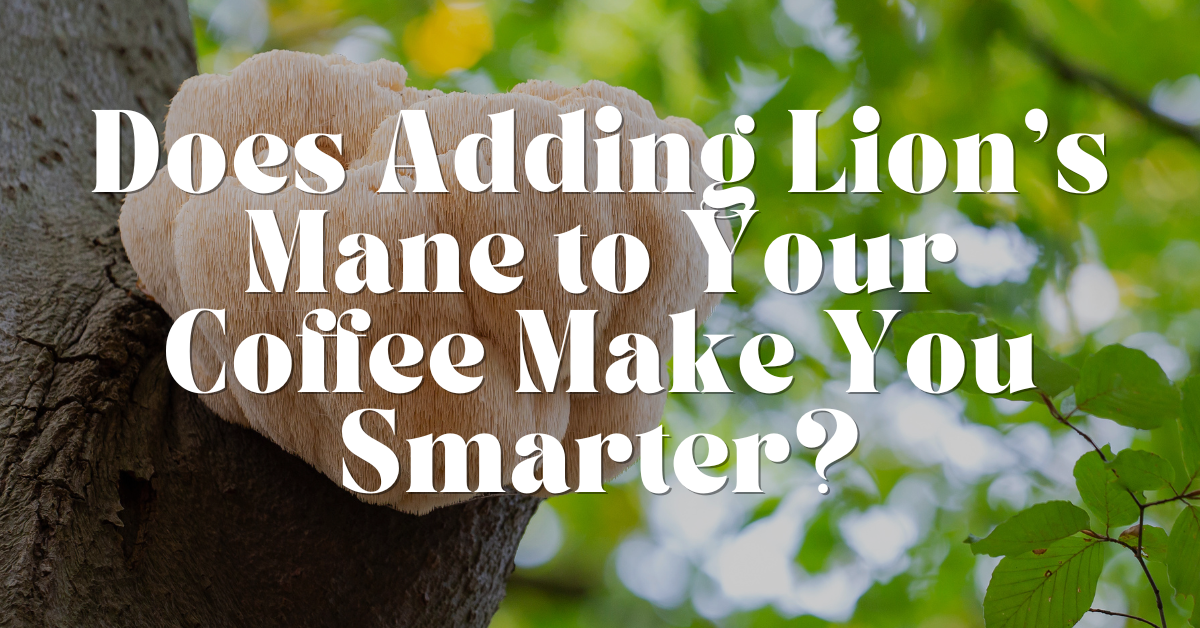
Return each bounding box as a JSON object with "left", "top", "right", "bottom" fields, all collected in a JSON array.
[{"left": 796, "top": 408, "right": 859, "bottom": 495}]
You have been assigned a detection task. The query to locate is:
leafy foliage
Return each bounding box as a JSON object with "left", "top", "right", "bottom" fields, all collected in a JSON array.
[
  {"left": 1168, "top": 507, "right": 1200, "bottom": 624},
  {"left": 969, "top": 344, "right": 1198, "bottom": 628},
  {"left": 1108, "top": 449, "right": 1175, "bottom": 493},
  {"left": 968, "top": 501, "right": 1090, "bottom": 557},
  {"left": 982, "top": 537, "right": 1105, "bottom": 628},
  {"left": 1181, "top": 377, "right": 1200, "bottom": 479},
  {"left": 1075, "top": 345, "right": 1181, "bottom": 430},
  {"left": 1118, "top": 525, "right": 1168, "bottom": 564},
  {"left": 1073, "top": 447, "right": 1140, "bottom": 530}
]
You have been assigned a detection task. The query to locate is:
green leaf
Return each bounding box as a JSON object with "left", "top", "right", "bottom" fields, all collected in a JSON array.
[
  {"left": 892, "top": 311, "right": 1078, "bottom": 401},
  {"left": 983, "top": 536, "right": 1105, "bottom": 628},
  {"left": 1144, "top": 526, "right": 1170, "bottom": 564},
  {"left": 1168, "top": 506, "right": 1200, "bottom": 624},
  {"left": 1075, "top": 345, "right": 1181, "bottom": 429},
  {"left": 969, "top": 501, "right": 1091, "bottom": 557},
  {"left": 1119, "top": 524, "right": 1169, "bottom": 564},
  {"left": 1181, "top": 376, "right": 1200, "bottom": 480},
  {"left": 1033, "top": 354, "right": 1083, "bottom": 401},
  {"left": 1074, "top": 447, "right": 1140, "bottom": 529},
  {"left": 1108, "top": 449, "right": 1175, "bottom": 493},
  {"left": 747, "top": 497, "right": 781, "bottom": 524}
]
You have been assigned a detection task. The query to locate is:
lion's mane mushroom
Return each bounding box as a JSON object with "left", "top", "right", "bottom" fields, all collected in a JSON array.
[{"left": 121, "top": 50, "right": 727, "bottom": 514}]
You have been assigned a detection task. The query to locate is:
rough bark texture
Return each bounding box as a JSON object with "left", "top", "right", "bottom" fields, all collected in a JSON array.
[{"left": 0, "top": 1, "right": 537, "bottom": 626}]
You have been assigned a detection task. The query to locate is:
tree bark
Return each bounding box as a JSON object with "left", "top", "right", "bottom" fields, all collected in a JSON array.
[{"left": 0, "top": 1, "right": 537, "bottom": 626}]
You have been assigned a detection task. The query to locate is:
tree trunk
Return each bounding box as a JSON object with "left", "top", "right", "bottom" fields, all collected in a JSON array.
[{"left": 0, "top": 1, "right": 537, "bottom": 626}]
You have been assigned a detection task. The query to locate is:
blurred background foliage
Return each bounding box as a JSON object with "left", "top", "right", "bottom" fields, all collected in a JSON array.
[{"left": 187, "top": 0, "right": 1200, "bottom": 626}]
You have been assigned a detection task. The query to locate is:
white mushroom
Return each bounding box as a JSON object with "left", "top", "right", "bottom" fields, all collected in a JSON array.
[{"left": 121, "top": 51, "right": 726, "bottom": 514}]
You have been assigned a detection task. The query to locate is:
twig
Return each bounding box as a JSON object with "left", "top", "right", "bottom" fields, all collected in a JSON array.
[
  {"left": 1039, "top": 393, "right": 1106, "bottom": 460},
  {"left": 1088, "top": 608, "right": 1160, "bottom": 628},
  {"left": 1143, "top": 493, "right": 1195, "bottom": 508},
  {"left": 1096, "top": 535, "right": 1135, "bottom": 552},
  {"left": 1135, "top": 506, "right": 1169, "bottom": 628},
  {"left": 1038, "top": 392, "right": 1168, "bottom": 627}
]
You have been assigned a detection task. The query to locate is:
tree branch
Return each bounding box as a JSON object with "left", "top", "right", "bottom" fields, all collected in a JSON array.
[
  {"left": 1143, "top": 493, "right": 1196, "bottom": 508},
  {"left": 1135, "top": 505, "right": 1169, "bottom": 628},
  {"left": 1039, "top": 393, "right": 1106, "bottom": 460},
  {"left": 1015, "top": 25, "right": 1200, "bottom": 147},
  {"left": 1089, "top": 608, "right": 1160, "bottom": 628},
  {"left": 1037, "top": 393, "right": 1169, "bottom": 628}
]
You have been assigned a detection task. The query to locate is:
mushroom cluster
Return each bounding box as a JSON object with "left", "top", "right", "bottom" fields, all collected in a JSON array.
[{"left": 121, "top": 51, "right": 725, "bottom": 514}]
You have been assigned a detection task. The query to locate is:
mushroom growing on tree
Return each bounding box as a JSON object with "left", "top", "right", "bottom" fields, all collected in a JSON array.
[
  {"left": 0, "top": 2, "right": 714, "bottom": 625},
  {"left": 119, "top": 50, "right": 726, "bottom": 514}
]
